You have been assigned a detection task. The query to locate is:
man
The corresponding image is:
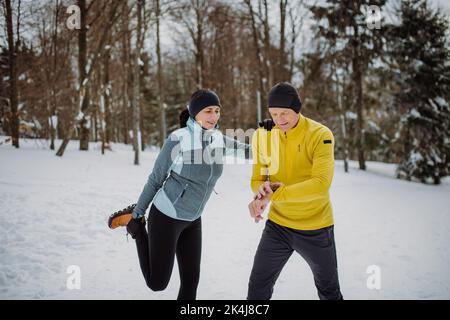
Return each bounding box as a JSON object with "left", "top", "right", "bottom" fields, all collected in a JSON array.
[{"left": 247, "top": 82, "right": 343, "bottom": 300}]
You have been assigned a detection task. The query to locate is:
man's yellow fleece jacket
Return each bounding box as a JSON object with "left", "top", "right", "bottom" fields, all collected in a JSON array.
[{"left": 251, "top": 113, "right": 335, "bottom": 230}]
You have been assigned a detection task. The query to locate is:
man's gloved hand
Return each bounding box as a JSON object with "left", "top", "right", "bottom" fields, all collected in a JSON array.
[{"left": 258, "top": 119, "right": 275, "bottom": 131}]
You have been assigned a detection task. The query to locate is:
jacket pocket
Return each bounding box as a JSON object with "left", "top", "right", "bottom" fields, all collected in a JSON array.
[
  {"left": 297, "top": 227, "right": 332, "bottom": 248},
  {"left": 163, "top": 175, "right": 184, "bottom": 203},
  {"left": 173, "top": 183, "right": 189, "bottom": 205}
]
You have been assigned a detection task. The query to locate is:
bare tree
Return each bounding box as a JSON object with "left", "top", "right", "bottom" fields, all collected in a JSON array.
[
  {"left": 351, "top": 18, "right": 368, "bottom": 170},
  {"left": 77, "top": 0, "right": 90, "bottom": 151},
  {"left": 170, "top": 0, "right": 209, "bottom": 89},
  {"left": 332, "top": 61, "right": 349, "bottom": 172},
  {"left": 287, "top": 0, "right": 308, "bottom": 82},
  {"left": 2, "top": 0, "right": 21, "bottom": 148},
  {"left": 49, "top": 0, "right": 61, "bottom": 150},
  {"left": 100, "top": 35, "right": 111, "bottom": 155},
  {"left": 121, "top": 0, "right": 131, "bottom": 146},
  {"left": 156, "top": 0, "right": 166, "bottom": 147},
  {"left": 56, "top": 0, "right": 123, "bottom": 157},
  {"left": 278, "top": 0, "right": 288, "bottom": 82},
  {"left": 131, "top": 0, "right": 144, "bottom": 165},
  {"left": 35, "top": 0, "right": 62, "bottom": 150},
  {"left": 244, "top": 0, "right": 267, "bottom": 108},
  {"left": 260, "top": 0, "right": 273, "bottom": 86}
]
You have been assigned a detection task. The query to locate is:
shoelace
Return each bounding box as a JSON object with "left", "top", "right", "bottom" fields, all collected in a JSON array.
[
  {"left": 108, "top": 204, "right": 137, "bottom": 237},
  {"left": 109, "top": 203, "right": 137, "bottom": 219}
]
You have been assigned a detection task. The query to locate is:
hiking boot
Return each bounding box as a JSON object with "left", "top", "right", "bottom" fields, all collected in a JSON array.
[{"left": 108, "top": 204, "right": 137, "bottom": 229}]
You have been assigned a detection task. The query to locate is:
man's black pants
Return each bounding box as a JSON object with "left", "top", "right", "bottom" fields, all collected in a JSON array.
[{"left": 248, "top": 219, "right": 343, "bottom": 300}]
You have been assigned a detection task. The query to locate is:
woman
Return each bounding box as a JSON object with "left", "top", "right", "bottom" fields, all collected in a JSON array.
[{"left": 109, "top": 89, "right": 249, "bottom": 300}]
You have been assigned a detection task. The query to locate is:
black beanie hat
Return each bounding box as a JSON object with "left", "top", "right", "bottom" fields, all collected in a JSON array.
[
  {"left": 268, "top": 82, "right": 302, "bottom": 113},
  {"left": 188, "top": 89, "right": 221, "bottom": 118}
]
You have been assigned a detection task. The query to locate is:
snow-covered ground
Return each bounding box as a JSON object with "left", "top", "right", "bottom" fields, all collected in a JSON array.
[{"left": 1, "top": 138, "right": 449, "bottom": 300}]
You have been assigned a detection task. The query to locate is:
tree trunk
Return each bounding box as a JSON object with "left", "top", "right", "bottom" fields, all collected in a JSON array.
[
  {"left": 56, "top": 0, "right": 122, "bottom": 157},
  {"left": 354, "top": 51, "right": 366, "bottom": 170},
  {"left": 50, "top": 0, "right": 60, "bottom": 150},
  {"left": 49, "top": 115, "right": 56, "bottom": 150},
  {"left": 132, "top": 0, "right": 143, "bottom": 165},
  {"left": 245, "top": 0, "right": 267, "bottom": 109},
  {"left": 100, "top": 52, "right": 108, "bottom": 155},
  {"left": 5, "top": 0, "right": 19, "bottom": 148},
  {"left": 78, "top": 0, "right": 90, "bottom": 151},
  {"left": 47, "top": 0, "right": 60, "bottom": 150},
  {"left": 103, "top": 41, "right": 111, "bottom": 148},
  {"left": 337, "top": 74, "right": 349, "bottom": 173},
  {"left": 57, "top": 137, "right": 70, "bottom": 156},
  {"left": 156, "top": 0, "right": 166, "bottom": 147},
  {"left": 262, "top": 0, "right": 273, "bottom": 87},
  {"left": 194, "top": 0, "right": 204, "bottom": 89},
  {"left": 278, "top": 0, "right": 287, "bottom": 83},
  {"left": 93, "top": 108, "right": 98, "bottom": 142},
  {"left": 139, "top": 101, "right": 145, "bottom": 151},
  {"left": 341, "top": 114, "right": 349, "bottom": 172},
  {"left": 123, "top": 0, "right": 131, "bottom": 146},
  {"left": 288, "top": 4, "right": 298, "bottom": 82}
]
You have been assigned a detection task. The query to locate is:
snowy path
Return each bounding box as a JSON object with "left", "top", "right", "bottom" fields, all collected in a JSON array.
[{"left": 1, "top": 139, "right": 449, "bottom": 299}]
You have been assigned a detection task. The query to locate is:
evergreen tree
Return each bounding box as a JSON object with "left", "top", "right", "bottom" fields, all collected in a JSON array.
[
  {"left": 387, "top": 0, "right": 450, "bottom": 184},
  {"left": 310, "top": 0, "right": 387, "bottom": 170}
]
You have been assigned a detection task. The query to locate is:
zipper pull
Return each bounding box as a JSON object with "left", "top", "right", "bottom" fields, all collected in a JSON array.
[
  {"left": 180, "top": 183, "right": 188, "bottom": 198},
  {"left": 213, "top": 188, "right": 219, "bottom": 195}
]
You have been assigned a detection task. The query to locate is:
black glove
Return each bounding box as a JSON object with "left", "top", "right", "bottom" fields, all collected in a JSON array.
[
  {"left": 258, "top": 119, "right": 275, "bottom": 131},
  {"left": 126, "top": 216, "right": 145, "bottom": 239}
]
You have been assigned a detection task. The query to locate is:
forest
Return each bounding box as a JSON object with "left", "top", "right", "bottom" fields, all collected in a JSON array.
[{"left": 1, "top": 0, "right": 449, "bottom": 184}]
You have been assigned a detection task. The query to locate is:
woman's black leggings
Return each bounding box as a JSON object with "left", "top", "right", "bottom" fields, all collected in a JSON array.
[{"left": 134, "top": 204, "right": 202, "bottom": 300}]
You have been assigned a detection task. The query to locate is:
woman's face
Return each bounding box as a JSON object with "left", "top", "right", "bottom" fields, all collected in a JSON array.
[{"left": 195, "top": 106, "right": 221, "bottom": 130}]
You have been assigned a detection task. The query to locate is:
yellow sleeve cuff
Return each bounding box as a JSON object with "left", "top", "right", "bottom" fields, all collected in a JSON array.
[{"left": 271, "top": 185, "right": 286, "bottom": 202}]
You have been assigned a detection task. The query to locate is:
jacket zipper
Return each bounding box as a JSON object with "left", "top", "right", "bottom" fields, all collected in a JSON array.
[
  {"left": 284, "top": 132, "right": 287, "bottom": 182},
  {"left": 197, "top": 148, "right": 214, "bottom": 216},
  {"left": 180, "top": 183, "right": 188, "bottom": 198},
  {"left": 197, "top": 162, "right": 213, "bottom": 216}
]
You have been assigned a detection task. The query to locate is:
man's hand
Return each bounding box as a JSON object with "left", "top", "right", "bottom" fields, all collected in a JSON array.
[
  {"left": 255, "top": 181, "right": 283, "bottom": 200},
  {"left": 248, "top": 197, "right": 269, "bottom": 223},
  {"left": 248, "top": 182, "right": 283, "bottom": 223},
  {"left": 249, "top": 181, "right": 278, "bottom": 223}
]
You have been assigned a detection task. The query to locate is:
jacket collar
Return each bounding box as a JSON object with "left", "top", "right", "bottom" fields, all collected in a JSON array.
[
  {"left": 187, "top": 116, "right": 219, "bottom": 132},
  {"left": 273, "top": 113, "right": 307, "bottom": 139},
  {"left": 186, "top": 117, "right": 222, "bottom": 149}
]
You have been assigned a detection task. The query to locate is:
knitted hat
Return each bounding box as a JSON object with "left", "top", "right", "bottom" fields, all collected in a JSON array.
[
  {"left": 268, "top": 82, "right": 302, "bottom": 113},
  {"left": 188, "top": 89, "right": 221, "bottom": 118}
]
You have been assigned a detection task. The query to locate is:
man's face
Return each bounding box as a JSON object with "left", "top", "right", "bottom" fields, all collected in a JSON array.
[{"left": 268, "top": 108, "right": 300, "bottom": 132}]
